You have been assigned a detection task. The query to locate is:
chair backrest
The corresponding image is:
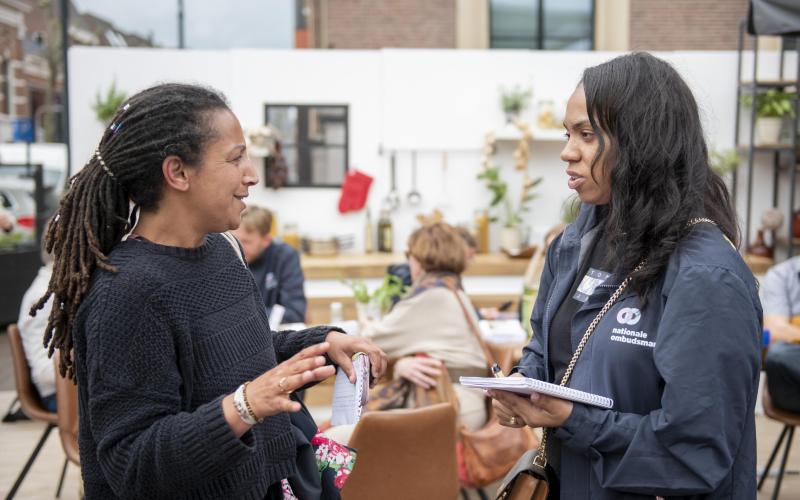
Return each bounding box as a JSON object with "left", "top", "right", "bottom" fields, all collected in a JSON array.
[
  {"left": 763, "top": 375, "right": 800, "bottom": 426},
  {"left": 6, "top": 324, "right": 57, "bottom": 424},
  {"left": 342, "top": 403, "right": 459, "bottom": 500},
  {"left": 55, "top": 353, "right": 80, "bottom": 465}
]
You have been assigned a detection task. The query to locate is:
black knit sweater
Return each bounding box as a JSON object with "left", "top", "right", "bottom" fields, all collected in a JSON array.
[{"left": 73, "top": 233, "right": 330, "bottom": 499}]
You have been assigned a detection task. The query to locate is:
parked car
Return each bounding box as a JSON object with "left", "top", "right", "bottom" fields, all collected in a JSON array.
[{"left": 0, "top": 185, "right": 37, "bottom": 233}]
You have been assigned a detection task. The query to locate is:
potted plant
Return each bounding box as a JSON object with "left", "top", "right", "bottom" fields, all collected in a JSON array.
[
  {"left": 740, "top": 90, "right": 796, "bottom": 145},
  {"left": 342, "top": 274, "right": 408, "bottom": 323},
  {"left": 500, "top": 86, "right": 532, "bottom": 123},
  {"left": 477, "top": 165, "right": 541, "bottom": 253},
  {"left": 708, "top": 147, "right": 739, "bottom": 177},
  {"left": 92, "top": 81, "right": 127, "bottom": 126},
  {"left": 478, "top": 124, "right": 542, "bottom": 253}
]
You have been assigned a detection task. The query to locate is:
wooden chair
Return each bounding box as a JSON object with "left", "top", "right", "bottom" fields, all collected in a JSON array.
[
  {"left": 342, "top": 403, "right": 459, "bottom": 500},
  {"left": 6, "top": 324, "right": 58, "bottom": 499},
  {"left": 54, "top": 353, "right": 80, "bottom": 498},
  {"left": 758, "top": 376, "right": 800, "bottom": 500}
]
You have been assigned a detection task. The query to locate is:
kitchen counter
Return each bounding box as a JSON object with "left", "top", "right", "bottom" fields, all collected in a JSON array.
[
  {"left": 300, "top": 252, "right": 531, "bottom": 280},
  {"left": 301, "top": 252, "right": 531, "bottom": 324}
]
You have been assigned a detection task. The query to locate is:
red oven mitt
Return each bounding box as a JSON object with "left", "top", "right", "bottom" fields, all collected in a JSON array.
[{"left": 338, "top": 170, "right": 373, "bottom": 213}]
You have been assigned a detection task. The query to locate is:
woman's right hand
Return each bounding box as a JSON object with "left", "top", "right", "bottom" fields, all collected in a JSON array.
[
  {"left": 247, "top": 342, "right": 336, "bottom": 419},
  {"left": 393, "top": 356, "right": 443, "bottom": 389},
  {"left": 492, "top": 373, "right": 526, "bottom": 428}
]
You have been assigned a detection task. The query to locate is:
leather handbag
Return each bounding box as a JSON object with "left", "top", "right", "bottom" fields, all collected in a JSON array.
[
  {"left": 496, "top": 449, "right": 556, "bottom": 500},
  {"left": 448, "top": 288, "right": 540, "bottom": 489},
  {"left": 494, "top": 259, "right": 647, "bottom": 500}
]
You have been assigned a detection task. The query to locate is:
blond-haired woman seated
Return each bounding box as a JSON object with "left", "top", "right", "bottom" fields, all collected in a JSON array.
[{"left": 361, "top": 222, "right": 489, "bottom": 431}]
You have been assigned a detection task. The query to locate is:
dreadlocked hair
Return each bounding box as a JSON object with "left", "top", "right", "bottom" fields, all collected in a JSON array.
[
  {"left": 31, "top": 83, "right": 230, "bottom": 380},
  {"left": 581, "top": 53, "right": 738, "bottom": 307}
]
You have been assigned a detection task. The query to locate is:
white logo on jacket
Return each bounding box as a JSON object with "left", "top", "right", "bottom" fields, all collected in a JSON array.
[{"left": 616, "top": 307, "right": 641, "bottom": 326}]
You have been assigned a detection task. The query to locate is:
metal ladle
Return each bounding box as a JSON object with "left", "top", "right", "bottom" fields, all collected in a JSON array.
[
  {"left": 385, "top": 152, "right": 401, "bottom": 210},
  {"left": 407, "top": 151, "right": 422, "bottom": 206}
]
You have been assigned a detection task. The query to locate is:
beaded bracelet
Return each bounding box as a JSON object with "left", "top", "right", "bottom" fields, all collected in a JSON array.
[
  {"left": 241, "top": 381, "right": 263, "bottom": 424},
  {"left": 233, "top": 384, "right": 259, "bottom": 425}
]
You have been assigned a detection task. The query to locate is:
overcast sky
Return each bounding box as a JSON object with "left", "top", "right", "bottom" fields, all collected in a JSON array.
[{"left": 71, "top": 0, "right": 295, "bottom": 49}]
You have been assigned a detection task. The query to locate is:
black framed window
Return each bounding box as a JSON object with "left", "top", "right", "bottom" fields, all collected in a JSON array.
[
  {"left": 265, "top": 104, "right": 348, "bottom": 187},
  {"left": 1, "top": 59, "right": 9, "bottom": 115},
  {"left": 490, "top": 0, "right": 594, "bottom": 50}
]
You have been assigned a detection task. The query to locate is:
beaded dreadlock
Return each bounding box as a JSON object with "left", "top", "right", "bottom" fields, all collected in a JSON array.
[{"left": 31, "top": 83, "right": 230, "bottom": 379}]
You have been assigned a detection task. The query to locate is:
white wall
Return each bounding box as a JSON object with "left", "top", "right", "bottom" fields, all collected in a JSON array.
[
  {"left": 0, "top": 143, "right": 67, "bottom": 171},
  {"left": 69, "top": 47, "right": 787, "bottom": 254}
]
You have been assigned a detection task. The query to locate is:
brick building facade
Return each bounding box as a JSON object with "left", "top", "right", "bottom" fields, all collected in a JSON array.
[
  {"left": 304, "top": 0, "right": 755, "bottom": 51},
  {"left": 0, "top": 0, "right": 152, "bottom": 142},
  {"left": 311, "top": 0, "right": 456, "bottom": 49},
  {"left": 630, "top": 0, "right": 749, "bottom": 51}
]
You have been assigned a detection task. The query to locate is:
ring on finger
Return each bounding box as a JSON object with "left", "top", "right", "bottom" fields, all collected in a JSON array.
[{"left": 278, "top": 377, "right": 291, "bottom": 394}]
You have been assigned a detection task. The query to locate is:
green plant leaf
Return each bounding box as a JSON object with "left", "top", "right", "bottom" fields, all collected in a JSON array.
[{"left": 92, "top": 81, "right": 127, "bottom": 126}]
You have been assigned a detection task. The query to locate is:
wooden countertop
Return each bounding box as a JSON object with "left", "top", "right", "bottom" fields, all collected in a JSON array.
[{"left": 301, "top": 252, "right": 530, "bottom": 280}]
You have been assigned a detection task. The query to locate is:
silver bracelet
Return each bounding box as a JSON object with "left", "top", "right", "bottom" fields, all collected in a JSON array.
[{"left": 233, "top": 384, "right": 258, "bottom": 425}]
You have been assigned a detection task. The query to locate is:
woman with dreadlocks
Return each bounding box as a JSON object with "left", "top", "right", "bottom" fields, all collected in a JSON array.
[
  {"left": 33, "top": 83, "right": 386, "bottom": 499},
  {"left": 489, "top": 53, "right": 761, "bottom": 498}
]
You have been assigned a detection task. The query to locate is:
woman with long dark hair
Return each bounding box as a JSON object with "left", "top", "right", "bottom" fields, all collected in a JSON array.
[
  {"left": 490, "top": 52, "right": 761, "bottom": 498},
  {"left": 34, "top": 83, "right": 386, "bottom": 499}
]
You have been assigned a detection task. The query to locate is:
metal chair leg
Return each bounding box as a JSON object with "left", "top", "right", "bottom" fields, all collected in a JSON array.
[
  {"left": 55, "top": 456, "right": 69, "bottom": 498},
  {"left": 759, "top": 424, "right": 790, "bottom": 490},
  {"left": 2, "top": 396, "right": 19, "bottom": 422},
  {"left": 772, "top": 426, "right": 795, "bottom": 500},
  {"left": 6, "top": 423, "right": 55, "bottom": 499}
]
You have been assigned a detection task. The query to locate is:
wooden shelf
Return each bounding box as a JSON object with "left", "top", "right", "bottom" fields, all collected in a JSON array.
[
  {"left": 301, "top": 252, "right": 530, "bottom": 280},
  {"left": 737, "top": 143, "right": 795, "bottom": 152},
  {"left": 306, "top": 293, "right": 520, "bottom": 325},
  {"left": 494, "top": 124, "right": 565, "bottom": 143},
  {"left": 740, "top": 80, "right": 798, "bottom": 89},
  {"left": 744, "top": 254, "right": 774, "bottom": 274},
  {"left": 531, "top": 128, "right": 566, "bottom": 142}
]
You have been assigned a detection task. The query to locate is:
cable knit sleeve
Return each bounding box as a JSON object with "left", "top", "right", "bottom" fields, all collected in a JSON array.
[
  {"left": 83, "top": 284, "right": 256, "bottom": 499},
  {"left": 271, "top": 325, "right": 345, "bottom": 363}
]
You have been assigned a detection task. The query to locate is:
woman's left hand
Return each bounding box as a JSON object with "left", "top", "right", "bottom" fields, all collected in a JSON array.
[
  {"left": 326, "top": 331, "right": 388, "bottom": 385},
  {"left": 488, "top": 389, "right": 574, "bottom": 428}
]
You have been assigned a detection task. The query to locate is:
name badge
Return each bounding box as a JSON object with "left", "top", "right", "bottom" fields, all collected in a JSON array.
[
  {"left": 573, "top": 268, "right": 611, "bottom": 303},
  {"left": 265, "top": 272, "right": 278, "bottom": 290}
]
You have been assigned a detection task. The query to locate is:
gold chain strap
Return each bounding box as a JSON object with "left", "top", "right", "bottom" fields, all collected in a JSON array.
[{"left": 532, "top": 218, "right": 716, "bottom": 468}]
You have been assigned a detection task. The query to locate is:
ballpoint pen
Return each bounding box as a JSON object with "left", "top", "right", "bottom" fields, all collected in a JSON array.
[{"left": 491, "top": 363, "right": 505, "bottom": 378}]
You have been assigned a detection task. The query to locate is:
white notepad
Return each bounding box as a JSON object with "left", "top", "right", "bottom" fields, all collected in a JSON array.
[
  {"left": 330, "top": 353, "right": 371, "bottom": 426},
  {"left": 460, "top": 376, "right": 614, "bottom": 409}
]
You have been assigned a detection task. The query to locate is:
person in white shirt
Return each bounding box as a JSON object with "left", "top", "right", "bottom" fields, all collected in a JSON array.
[
  {"left": 0, "top": 208, "right": 15, "bottom": 233},
  {"left": 17, "top": 243, "right": 56, "bottom": 411}
]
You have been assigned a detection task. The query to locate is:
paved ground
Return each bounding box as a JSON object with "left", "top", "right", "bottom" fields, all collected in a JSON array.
[{"left": 2, "top": 327, "right": 800, "bottom": 499}]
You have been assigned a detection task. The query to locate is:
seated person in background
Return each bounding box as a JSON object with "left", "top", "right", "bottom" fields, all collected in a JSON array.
[
  {"left": 363, "top": 222, "right": 488, "bottom": 431},
  {"left": 387, "top": 226, "right": 478, "bottom": 310},
  {"left": 763, "top": 256, "right": 800, "bottom": 413},
  {"left": 233, "top": 205, "right": 307, "bottom": 324},
  {"left": 17, "top": 239, "right": 56, "bottom": 411},
  {"left": 0, "top": 208, "right": 15, "bottom": 233}
]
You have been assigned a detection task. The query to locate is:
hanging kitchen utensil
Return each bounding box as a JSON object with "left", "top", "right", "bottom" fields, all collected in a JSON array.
[
  {"left": 407, "top": 151, "right": 422, "bottom": 206},
  {"left": 437, "top": 151, "right": 451, "bottom": 210},
  {"left": 384, "top": 152, "right": 401, "bottom": 210}
]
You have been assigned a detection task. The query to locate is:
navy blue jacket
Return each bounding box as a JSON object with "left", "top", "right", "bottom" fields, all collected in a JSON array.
[
  {"left": 248, "top": 241, "right": 307, "bottom": 324},
  {"left": 517, "top": 204, "right": 762, "bottom": 499}
]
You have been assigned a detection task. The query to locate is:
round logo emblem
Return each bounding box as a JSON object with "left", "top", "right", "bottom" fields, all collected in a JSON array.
[{"left": 616, "top": 307, "right": 642, "bottom": 326}]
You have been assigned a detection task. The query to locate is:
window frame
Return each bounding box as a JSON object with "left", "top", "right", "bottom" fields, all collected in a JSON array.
[
  {"left": 489, "top": 0, "right": 596, "bottom": 51},
  {"left": 263, "top": 103, "right": 349, "bottom": 189}
]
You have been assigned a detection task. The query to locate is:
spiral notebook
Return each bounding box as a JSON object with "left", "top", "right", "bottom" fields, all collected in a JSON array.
[
  {"left": 330, "top": 353, "right": 371, "bottom": 426},
  {"left": 460, "top": 376, "right": 614, "bottom": 409}
]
